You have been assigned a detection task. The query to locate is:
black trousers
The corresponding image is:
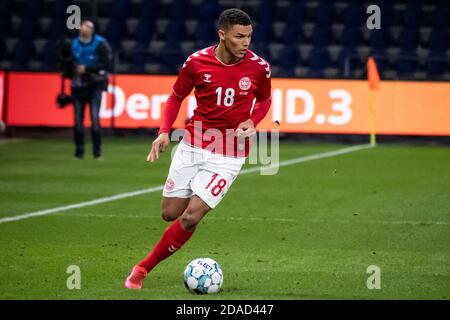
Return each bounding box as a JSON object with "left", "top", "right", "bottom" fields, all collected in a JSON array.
[{"left": 72, "top": 87, "right": 103, "bottom": 157}]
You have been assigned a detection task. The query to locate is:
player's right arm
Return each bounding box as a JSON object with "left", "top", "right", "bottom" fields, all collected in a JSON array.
[{"left": 147, "top": 56, "right": 195, "bottom": 162}]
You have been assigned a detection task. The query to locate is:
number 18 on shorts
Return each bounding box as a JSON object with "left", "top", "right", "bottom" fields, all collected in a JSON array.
[{"left": 163, "top": 142, "right": 245, "bottom": 209}]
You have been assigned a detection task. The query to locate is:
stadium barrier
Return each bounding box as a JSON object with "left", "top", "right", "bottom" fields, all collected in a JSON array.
[
  {"left": 4, "top": 72, "right": 450, "bottom": 136},
  {"left": 0, "top": 71, "right": 5, "bottom": 124}
]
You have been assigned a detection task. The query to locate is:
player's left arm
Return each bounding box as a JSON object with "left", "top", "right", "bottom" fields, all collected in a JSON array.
[{"left": 237, "top": 65, "right": 272, "bottom": 137}]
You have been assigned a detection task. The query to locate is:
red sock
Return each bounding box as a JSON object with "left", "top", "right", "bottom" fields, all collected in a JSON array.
[{"left": 137, "top": 219, "right": 194, "bottom": 273}]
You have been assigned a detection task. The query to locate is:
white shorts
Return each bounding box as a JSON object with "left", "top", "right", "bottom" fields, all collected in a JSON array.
[{"left": 162, "top": 141, "right": 245, "bottom": 209}]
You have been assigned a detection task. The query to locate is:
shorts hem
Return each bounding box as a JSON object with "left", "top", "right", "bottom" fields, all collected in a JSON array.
[
  {"left": 191, "top": 187, "right": 217, "bottom": 210},
  {"left": 162, "top": 191, "right": 193, "bottom": 199}
]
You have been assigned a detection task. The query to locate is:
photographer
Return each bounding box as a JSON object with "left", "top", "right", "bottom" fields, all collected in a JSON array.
[{"left": 64, "top": 20, "right": 112, "bottom": 160}]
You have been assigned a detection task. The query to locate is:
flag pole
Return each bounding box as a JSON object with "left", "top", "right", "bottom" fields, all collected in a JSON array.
[
  {"left": 369, "top": 89, "right": 376, "bottom": 146},
  {"left": 367, "top": 56, "right": 380, "bottom": 147}
]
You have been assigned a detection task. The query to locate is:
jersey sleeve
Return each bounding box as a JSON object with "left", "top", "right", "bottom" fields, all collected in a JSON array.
[
  {"left": 254, "top": 61, "right": 272, "bottom": 102},
  {"left": 158, "top": 93, "right": 183, "bottom": 134},
  {"left": 172, "top": 58, "right": 195, "bottom": 99},
  {"left": 159, "top": 57, "right": 195, "bottom": 134},
  {"left": 251, "top": 61, "right": 272, "bottom": 126},
  {"left": 250, "top": 98, "right": 271, "bottom": 126}
]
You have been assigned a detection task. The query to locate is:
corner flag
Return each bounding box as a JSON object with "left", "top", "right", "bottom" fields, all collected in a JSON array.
[
  {"left": 367, "top": 57, "right": 380, "bottom": 146},
  {"left": 367, "top": 57, "right": 380, "bottom": 90}
]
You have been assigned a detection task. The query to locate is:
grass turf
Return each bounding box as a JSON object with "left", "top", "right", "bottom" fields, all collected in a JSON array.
[{"left": 0, "top": 137, "right": 449, "bottom": 299}]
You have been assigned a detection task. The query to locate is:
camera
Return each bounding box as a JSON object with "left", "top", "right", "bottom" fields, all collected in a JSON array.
[
  {"left": 56, "top": 92, "right": 73, "bottom": 108},
  {"left": 56, "top": 38, "right": 74, "bottom": 108}
]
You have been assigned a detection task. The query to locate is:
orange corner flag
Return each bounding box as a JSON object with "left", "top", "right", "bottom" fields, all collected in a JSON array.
[{"left": 367, "top": 56, "right": 380, "bottom": 90}]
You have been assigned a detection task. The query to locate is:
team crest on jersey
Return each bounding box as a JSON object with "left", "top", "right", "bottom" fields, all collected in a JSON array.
[
  {"left": 165, "top": 178, "right": 175, "bottom": 191},
  {"left": 239, "top": 77, "right": 251, "bottom": 90},
  {"left": 203, "top": 73, "right": 212, "bottom": 83}
]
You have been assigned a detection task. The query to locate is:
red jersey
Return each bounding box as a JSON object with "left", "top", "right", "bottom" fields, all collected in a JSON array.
[{"left": 163, "top": 45, "right": 272, "bottom": 157}]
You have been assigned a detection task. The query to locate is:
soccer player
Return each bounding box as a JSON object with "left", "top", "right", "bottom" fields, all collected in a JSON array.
[{"left": 125, "top": 8, "right": 272, "bottom": 289}]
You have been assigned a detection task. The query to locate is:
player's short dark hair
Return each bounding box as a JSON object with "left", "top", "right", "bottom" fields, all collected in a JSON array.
[{"left": 217, "top": 8, "right": 252, "bottom": 31}]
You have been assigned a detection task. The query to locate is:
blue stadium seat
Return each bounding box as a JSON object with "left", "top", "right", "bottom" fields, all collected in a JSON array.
[
  {"left": 164, "top": 38, "right": 180, "bottom": 52},
  {"left": 197, "top": 0, "right": 220, "bottom": 22},
  {"left": 12, "top": 40, "right": 34, "bottom": 69},
  {"left": 341, "top": 27, "right": 363, "bottom": 49},
  {"left": 427, "top": 51, "right": 448, "bottom": 80},
  {"left": 0, "top": 0, "right": 13, "bottom": 19},
  {"left": 277, "top": 45, "right": 299, "bottom": 70},
  {"left": 1, "top": 0, "right": 443, "bottom": 80},
  {"left": 17, "top": 18, "right": 41, "bottom": 41},
  {"left": 0, "top": 41, "right": 5, "bottom": 62},
  {"left": 435, "top": 0, "right": 450, "bottom": 7},
  {"left": 282, "top": 25, "right": 302, "bottom": 45},
  {"left": 312, "top": 26, "right": 333, "bottom": 46},
  {"left": 129, "top": 64, "right": 145, "bottom": 74},
  {"left": 315, "top": 3, "right": 334, "bottom": 25},
  {"left": 41, "top": 41, "right": 57, "bottom": 71},
  {"left": 134, "top": 20, "right": 155, "bottom": 43},
  {"left": 51, "top": 0, "right": 70, "bottom": 17},
  {"left": 308, "top": 47, "right": 330, "bottom": 76},
  {"left": 161, "top": 42, "right": 184, "bottom": 74},
  {"left": 369, "top": 28, "right": 391, "bottom": 50},
  {"left": 169, "top": 0, "right": 189, "bottom": 21},
  {"left": 286, "top": 2, "right": 305, "bottom": 26},
  {"left": 397, "top": 51, "right": 419, "bottom": 79},
  {"left": 256, "top": 1, "right": 277, "bottom": 23},
  {"left": 24, "top": 0, "right": 44, "bottom": 18},
  {"left": 97, "top": 1, "right": 114, "bottom": 18},
  {"left": 159, "top": 64, "right": 180, "bottom": 75},
  {"left": 337, "top": 47, "right": 361, "bottom": 77},
  {"left": 343, "top": 5, "right": 365, "bottom": 27},
  {"left": 0, "top": 16, "right": 11, "bottom": 41},
  {"left": 428, "top": 29, "right": 448, "bottom": 51},
  {"left": 111, "top": 0, "right": 132, "bottom": 20},
  {"left": 165, "top": 21, "right": 186, "bottom": 46},
  {"left": 195, "top": 21, "right": 217, "bottom": 47},
  {"left": 399, "top": 28, "right": 420, "bottom": 51},
  {"left": 403, "top": 6, "right": 422, "bottom": 28},
  {"left": 277, "top": 68, "right": 296, "bottom": 78},
  {"left": 129, "top": 43, "right": 149, "bottom": 73},
  {"left": 140, "top": 0, "right": 161, "bottom": 20},
  {"left": 376, "top": 4, "right": 394, "bottom": 28},
  {"left": 432, "top": 8, "right": 449, "bottom": 29},
  {"left": 105, "top": 19, "right": 128, "bottom": 49},
  {"left": 47, "top": 19, "right": 70, "bottom": 40},
  {"left": 118, "top": 41, "right": 135, "bottom": 64},
  {"left": 253, "top": 23, "right": 274, "bottom": 47}
]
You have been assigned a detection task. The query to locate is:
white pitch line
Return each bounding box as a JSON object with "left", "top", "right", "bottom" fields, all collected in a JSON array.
[
  {"left": 243, "top": 143, "right": 373, "bottom": 174},
  {"left": 0, "top": 186, "right": 164, "bottom": 224},
  {"left": 0, "top": 144, "right": 373, "bottom": 224},
  {"left": 55, "top": 214, "right": 450, "bottom": 226},
  {"left": 308, "top": 219, "right": 450, "bottom": 226},
  {"left": 57, "top": 213, "right": 298, "bottom": 223}
]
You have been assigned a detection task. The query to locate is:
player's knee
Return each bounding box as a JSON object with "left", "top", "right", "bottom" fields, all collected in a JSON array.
[
  {"left": 161, "top": 212, "right": 175, "bottom": 222},
  {"left": 161, "top": 208, "right": 178, "bottom": 222},
  {"left": 180, "top": 213, "right": 199, "bottom": 231},
  {"left": 161, "top": 202, "right": 177, "bottom": 221},
  {"left": 180, "top": 205, "right": 209, "bottom": 231}
]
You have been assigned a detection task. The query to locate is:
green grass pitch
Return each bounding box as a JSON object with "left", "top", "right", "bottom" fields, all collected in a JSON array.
[{"left": 0, "top": 137, "right": 449, "bottom": 299}]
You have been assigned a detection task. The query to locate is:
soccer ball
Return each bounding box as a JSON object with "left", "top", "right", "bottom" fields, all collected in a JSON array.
[{"left": 183, "top": 258, "right": 223, "bottom": 294}]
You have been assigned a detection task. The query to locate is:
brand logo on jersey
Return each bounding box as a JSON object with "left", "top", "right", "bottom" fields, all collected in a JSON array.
[
  {"left": 239, "top": 77, "right": 251, "bottom": 90},
  {"left": 203, "top": 74, "right": 212, "bottom": 83},
  {"left": 165, "top": 178, "right": 175, "bottom": 191}
]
